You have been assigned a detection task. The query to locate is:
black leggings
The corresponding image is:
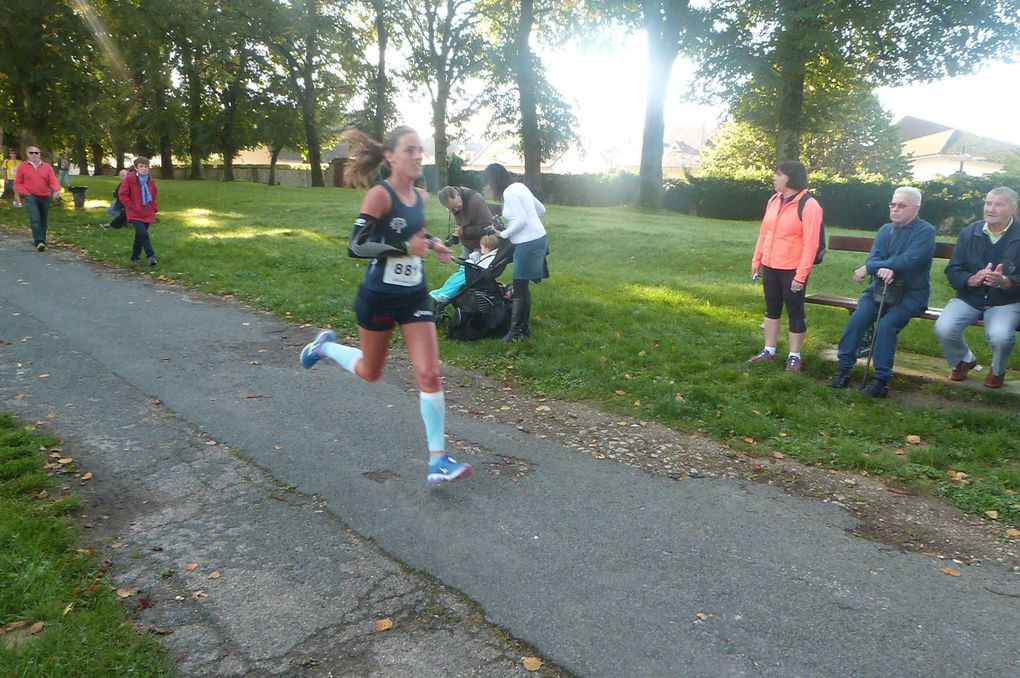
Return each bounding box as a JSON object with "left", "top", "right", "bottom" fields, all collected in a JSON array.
[
  {"left": 512, "top": 279, "right": 531, "bottom": 303},
  {"left": 761, "top": 265, "right": 807, "bottom": 333}
]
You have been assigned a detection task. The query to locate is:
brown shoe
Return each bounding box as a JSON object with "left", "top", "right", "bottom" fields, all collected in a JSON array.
[
  {"left": 950, "top": 359, "right": 978, "bottom": 381},
  {"left": 984, "top": 371, "right": 1005, "bottom": 388}
]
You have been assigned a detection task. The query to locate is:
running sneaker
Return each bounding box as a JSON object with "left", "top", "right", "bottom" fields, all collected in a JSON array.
[
  {"left": 785, "top": 355, "right": 802, "bottom": 372},
  {"left": 299, "top": 329, "right": 337, "bottom": 369},
  {"left": 748, "top": 349, "right": 775, "bottom": 363},
  {"left": 427, "top": 454, "right": 473, "bottom": 486}
]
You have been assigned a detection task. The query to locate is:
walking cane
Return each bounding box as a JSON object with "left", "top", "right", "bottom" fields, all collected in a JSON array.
[{"left": 860, "top": 281, "right": 888, "bottom": 390}]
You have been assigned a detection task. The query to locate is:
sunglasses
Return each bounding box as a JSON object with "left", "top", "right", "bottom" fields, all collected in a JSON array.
[{"left": 27, "top": 151, "right": 40, "bottom": 155}]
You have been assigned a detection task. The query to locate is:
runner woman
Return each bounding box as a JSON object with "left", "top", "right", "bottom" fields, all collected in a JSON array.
[{"left": 299, "top": 126, "right": 472, "bottom": 486}]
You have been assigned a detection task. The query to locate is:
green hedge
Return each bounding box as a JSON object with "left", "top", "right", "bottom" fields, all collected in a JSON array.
[{"left": 437, "top": 160, "right": 1016, "bottom": 235}]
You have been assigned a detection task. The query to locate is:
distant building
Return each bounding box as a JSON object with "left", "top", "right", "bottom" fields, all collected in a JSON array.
[{"left": 896, "top": 116, "right": 1019, "bottom": 180}]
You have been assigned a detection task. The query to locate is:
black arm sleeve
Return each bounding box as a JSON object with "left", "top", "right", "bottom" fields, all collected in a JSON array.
[{"left": 347, "top": 213, "right": 406, "bottom": 259}]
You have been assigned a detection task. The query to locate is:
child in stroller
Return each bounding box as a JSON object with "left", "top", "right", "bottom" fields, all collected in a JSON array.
[
  {"left": 434, "top": 234, "right": 515, "bottom": 340},
  {"left": 430, "top": 234, "right": 501, "bottom": 303}
]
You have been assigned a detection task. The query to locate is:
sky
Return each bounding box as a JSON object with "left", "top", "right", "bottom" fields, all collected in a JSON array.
[{"left": 401, "top": 36, "right": 1020, "bottom": 161}]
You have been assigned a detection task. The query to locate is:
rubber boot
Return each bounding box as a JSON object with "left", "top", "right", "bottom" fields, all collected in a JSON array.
[{"left": 503, "top": 298, "right": 529, "bottom": 342}]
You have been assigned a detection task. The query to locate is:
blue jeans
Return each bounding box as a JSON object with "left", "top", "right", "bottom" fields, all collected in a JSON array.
[
  {"left": 58, "top": 169, "right": 71, "bottom": 189},
  {"left": 837, "top": 292, "right": 923, "bottom": 382},
  {"left": 26, "top": 194, "right": 51, "bottom": 245},
  {"left": 130, "top": 220, "right": 155, "bottom": 259},
  {"left": 935, "top": 298, "right": 1020, "bottom": 376}
]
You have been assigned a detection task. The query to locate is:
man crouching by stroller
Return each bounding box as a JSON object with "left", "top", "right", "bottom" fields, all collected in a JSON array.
[{"left": 828, "top": 187, "right": 935, "bottom": 397}]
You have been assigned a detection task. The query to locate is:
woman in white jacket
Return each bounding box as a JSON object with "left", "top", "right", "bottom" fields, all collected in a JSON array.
[{"left": 483, "top": 163, "right": 549, "bottom": 341}]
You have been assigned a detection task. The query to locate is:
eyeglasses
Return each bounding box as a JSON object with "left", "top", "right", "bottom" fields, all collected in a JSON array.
[
  {"left": 889, "top": 202, "right": 915, "bottom": 209},
  {"left": 27, "top": 151, "right": 40, "bottom": 155}
]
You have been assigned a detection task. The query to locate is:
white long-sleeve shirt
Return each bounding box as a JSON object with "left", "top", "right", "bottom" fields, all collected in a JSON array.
[{"left": 499, "top": 182, "right": 547, "bottom": 244}]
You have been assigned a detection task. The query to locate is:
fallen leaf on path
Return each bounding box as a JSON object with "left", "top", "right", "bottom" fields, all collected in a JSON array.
[
  {"left": 773, "top": 452, "right": 785, "bottom": 460},
  {"left": 1006, "top": 528, "right": 1020, "bottom": 538},
  {"left": 1, "top": 621, "right": 27, "bottom": 634},
  {"left": 35, "top": 490, "right": 48, "bottom": 500},
  {"left": 522, "top": 657, "right": 543, "bottom": 671},
  {"left": 57, "top": 458, "right": 73, "bottom": 465},
  {"left": 940, "top": 567, "right": 961, "bottom": 577},
  {"left": 191, "top": 590, "right": 208, "bottom": 599},
  {"left": 535, "top": 405, "right": 550, "bottom": 412},
  {"left": 184, "top": 562, "right": 199, "bottom": 572},
  {"left": 374, "top": 618, "right": 393, "bottom": 632},
  {"left": 985, "top": 510, "right": 999, "bottom": 520},
  {"left": 895, "top": 448, "right": 906, "bottom": 456},
  {"left": 110, "top": 542, "right": 124, "bottom": 549},
  {"left": 116, "top": 588, "right": 138, "bottom": 598},
  {"left": 696, "top": 612, "right": 710, "bottom": 621},
  {"left": 28, "top": 622, "right": 44, "bottom": 634},
  {"left": 80, "top": 472, "right": 92, "bottom": 481},
  {"left": 906, "top": 434, "right": 922, "bottom": 445},
  {"left": 614, "top": 390, "right": 626, "bottom": 396},
  {"left": 887, "top": 487, "right": 915, "bottom": 495},
  {"left": 208, "top": 571, "right": 220, "bottom": 579}
]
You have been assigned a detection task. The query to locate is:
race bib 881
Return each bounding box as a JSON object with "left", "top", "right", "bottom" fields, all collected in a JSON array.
[{"left": 382, "top": 255, "right": 423, "bottom": 286}]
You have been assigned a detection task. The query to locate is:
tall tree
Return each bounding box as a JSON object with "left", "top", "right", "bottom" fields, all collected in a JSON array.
[
  {"left": 699, "top": 0, "right": 1020, "bottom": 163},
  {"left": 401, "top": 0, "right": 487, "bottom": 189},
  {"left": 702, "top": 90, "right": 912, "bottom": 179},
  {"left": 574, "top": 1, "right": 702, "bottom": 209},
  {"left": 259, "top": 0, "right": 364, "bottom": 187}
]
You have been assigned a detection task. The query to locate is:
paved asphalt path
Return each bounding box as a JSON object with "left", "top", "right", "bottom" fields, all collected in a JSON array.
[{"left": 2, "top": 233, "right": 1019, "bottom": 677}]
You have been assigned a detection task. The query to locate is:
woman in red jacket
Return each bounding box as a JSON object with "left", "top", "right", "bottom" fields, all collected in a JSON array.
[
  {"left": 118, "top": 156, "right": 159, "bottom": 266},
  {"left": 749, "top": 160, "right": 823, "bottom": 372}
]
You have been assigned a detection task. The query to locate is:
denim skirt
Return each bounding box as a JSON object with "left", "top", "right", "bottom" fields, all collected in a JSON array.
[{"left": 511, "top": 234, "right": 549, "bottom": 281}]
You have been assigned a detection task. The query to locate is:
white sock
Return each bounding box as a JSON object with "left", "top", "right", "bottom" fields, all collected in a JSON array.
[
  {"left": 320, "top": 341, "right": 362, "bottom": 375},
  {"left": 788, "top": 352, "right": 801, "bottom": 359},
  {"left": 764, "top": 346, "right": 777, "bottom": 355}
]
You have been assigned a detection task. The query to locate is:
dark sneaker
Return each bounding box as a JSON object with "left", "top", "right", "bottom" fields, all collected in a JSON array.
[
  {"left": 950, "top": 359, "right": 978, "bottom": 381},
  {"left": 785, "top": 355, "right": 802, "bottom": 372},
  {"left": 130, "top": 258, "right": 141, "bottom": 266},
  {"left": 36, "top": 243, "right": 46, "bottom": 252},
  {"left": 861, "top": 380, "right": 889, "bottom": 398},
  {"left": 427, "top": 454, "right": 473, "bottom": 486},
  {"left": 749, "top": 349, "right": 776, "bottom": 363},
  {"left": 984, "top": 371, "right": 1005, "bottom": 388},
  {"left": 829, "top": 370, "right": 852, "bottom": 389},
  {"left": 148, "top": 256, "right": 158, "bottom": 266}
]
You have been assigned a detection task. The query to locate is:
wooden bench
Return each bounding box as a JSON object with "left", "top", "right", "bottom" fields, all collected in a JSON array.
[{"left": 805, "top": 234, "right": 973, "bottom": 324}]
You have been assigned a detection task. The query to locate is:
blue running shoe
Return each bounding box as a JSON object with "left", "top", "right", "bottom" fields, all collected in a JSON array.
[
  {"left": 427, "top": 454, "right": 473, "bottom": 486},
  {"left": 300, "top": 329, "right": 337, "bottom": 369}
]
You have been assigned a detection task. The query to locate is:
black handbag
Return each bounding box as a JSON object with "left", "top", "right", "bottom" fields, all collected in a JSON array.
[{"left": 872, "top": 278, "right": 905, "bottom": 308}]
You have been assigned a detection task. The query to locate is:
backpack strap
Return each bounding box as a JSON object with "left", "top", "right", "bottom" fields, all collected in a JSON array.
[{"left": 796, "top": 191, "right": 813, "bottom": 221}]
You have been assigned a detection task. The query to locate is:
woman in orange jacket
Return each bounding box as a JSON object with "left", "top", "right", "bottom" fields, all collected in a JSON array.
[{"left": 749, "top": 160, "right": 823, "bottom": 372}]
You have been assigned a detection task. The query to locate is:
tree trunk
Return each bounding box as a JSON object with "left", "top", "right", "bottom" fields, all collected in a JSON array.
[
  {"left": 182, "top": 41, "right": 204, "bottom": 180},
  {"left": 637, "top": 11, "right": 679, "bottom": 210},
  {"left": 515, "top": 0, "right": 542, "bottom": 197},
  {"left": 153, "top": 69, "right": 174, "bottom": 179},
  {"left": 269, "top": 146, "right": 281, "bottom": 186},
  {"left": 774, "top": 0, "right": 810, "bottom": 163},
  {"left": 774, "top": 50, "right": 806, "bottom": 163},
  {"left": 432, "top": 79, "right": 449, "bottom": 191},
  {"left": 302, "top": 0, "right": 324, "bottom": 187},
  {"left": 372, "top": 1, "right": 389, "bottom": 141},
  {"left": 90, "top": 141, "right": 103, "bottom": 176},
  {"left": 74, "top": 136, "right": 88, "bottom": 176}
]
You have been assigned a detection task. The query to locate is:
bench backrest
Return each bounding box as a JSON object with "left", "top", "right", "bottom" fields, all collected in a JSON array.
[{"left": 828, "top": 234, "right": 955, "bottom": 259}]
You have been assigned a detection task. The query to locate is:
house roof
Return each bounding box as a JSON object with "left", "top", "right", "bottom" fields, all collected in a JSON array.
[{"left": 896, "top": 116, "right": 954, "bottom": 141}]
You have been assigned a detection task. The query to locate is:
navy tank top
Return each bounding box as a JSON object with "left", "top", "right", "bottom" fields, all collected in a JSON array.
[{"left": 360, "top": 181, "right": 428, "bottom": 294}]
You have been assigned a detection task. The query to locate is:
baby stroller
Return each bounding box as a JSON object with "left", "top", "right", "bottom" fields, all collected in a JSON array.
[{"left": 435, "top": 237, "right": 515, "bottom": 340}]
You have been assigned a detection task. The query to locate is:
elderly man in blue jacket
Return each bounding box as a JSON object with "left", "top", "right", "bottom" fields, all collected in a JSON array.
[
  {"left": 829, "top": 187, "right": 936, "bottom": 397},
  {"left": 935, "top": 187, "right": 1020, "bottom": 388}
]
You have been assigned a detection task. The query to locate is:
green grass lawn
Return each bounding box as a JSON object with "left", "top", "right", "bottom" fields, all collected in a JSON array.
[
  {"left": 3, "top": 176, "right": 1019, "bottom": 526},
  {"left": 0, "top": 413, "right": 173, "bottom": 676}
]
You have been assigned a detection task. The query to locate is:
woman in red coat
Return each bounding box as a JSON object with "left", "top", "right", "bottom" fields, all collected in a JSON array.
[{"left": 118, "top": 156, "right": 159, "bottom": 266}]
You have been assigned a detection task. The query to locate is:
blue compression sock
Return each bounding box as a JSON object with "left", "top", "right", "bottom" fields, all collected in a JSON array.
[
  {"left": 320, "top": 341, "right": 363, "bottom": 375},
  {"left": 419, "top": 390, "right": 446, "bottom": 453}
]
